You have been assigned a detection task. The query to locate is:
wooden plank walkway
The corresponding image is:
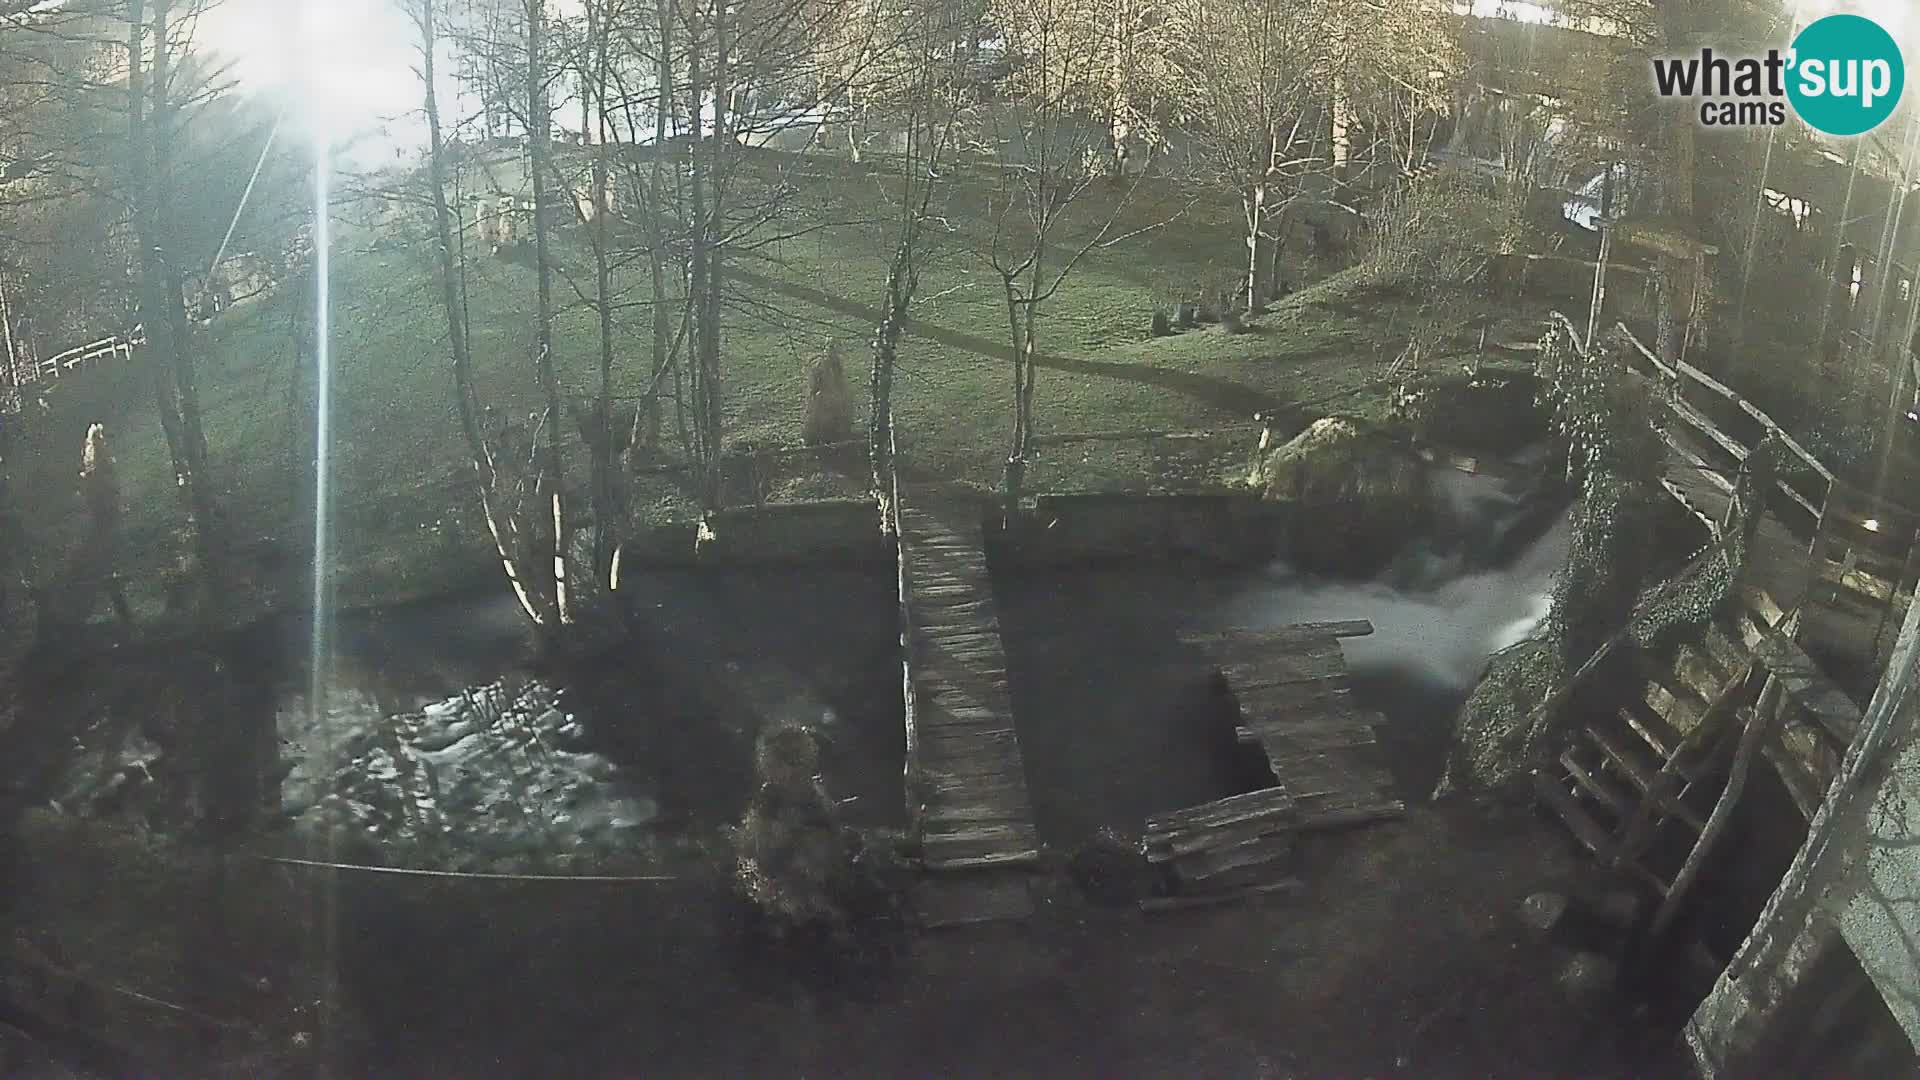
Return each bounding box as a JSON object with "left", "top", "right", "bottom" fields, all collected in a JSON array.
[
  {"left": 1142, "top": 622, "right": 1402, "bottom": 909},
  {"left": 897, "top": 483, "right": 1039, "bottom": 925}
]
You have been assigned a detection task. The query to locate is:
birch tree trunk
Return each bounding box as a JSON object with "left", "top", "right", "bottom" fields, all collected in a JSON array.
[{"left": 527, "top": 0, "right": 573, "bottom": 624}]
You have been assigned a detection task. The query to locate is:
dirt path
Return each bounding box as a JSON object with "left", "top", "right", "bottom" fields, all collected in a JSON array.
[{"left": 369, "top": 805, "right": 1685, "bottom": 1079}]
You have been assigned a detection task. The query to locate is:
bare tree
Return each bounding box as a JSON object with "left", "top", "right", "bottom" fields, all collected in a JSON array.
[
  {"left": 1166, "top": 0, "right": 1324, "bottom": 316},
  {"left": 405, "top": 0, "right": 558, "bottom": 631},
  {"left": 986, "top": 0, "right": 1151, "bottom": 501},
  {"left": 128, "top": 0, "right": 227, "bottom": 612},
  {"left": 864, "top": 1, "right": 966, "bottom": 517}
]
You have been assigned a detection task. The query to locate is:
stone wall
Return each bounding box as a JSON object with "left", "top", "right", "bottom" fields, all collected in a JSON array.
[
  {"left": 619, "top": 499, "right": 888, "bottom": 568},
  {"left": 991, "top": 493, "right": 1284, "bottom": 567}
]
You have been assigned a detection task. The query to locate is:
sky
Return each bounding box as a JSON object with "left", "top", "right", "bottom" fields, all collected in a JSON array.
[
  {"left": 195, "top": 0, "right": 441, "bottom": 167},
  {"left": 194, "top": 0, "right": 598, "bottom": 170}
]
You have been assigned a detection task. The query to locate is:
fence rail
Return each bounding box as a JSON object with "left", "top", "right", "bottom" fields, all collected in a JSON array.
[
  {"left": 1553, "top": 312, "right": 1919, "bottom": 662},
  {"left": 1604, "top": 320, "right": 1833, "bottom": 538},
  {"left": 3, "top": 328, "right": 145, "bottom": 395}
]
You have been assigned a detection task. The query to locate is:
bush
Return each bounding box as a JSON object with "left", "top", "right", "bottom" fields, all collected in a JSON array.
[
  {"left": 800, "top": 342, "right": 855, "bottom": 446},
  {"left": 732, "top": 724, "right": 851, "bottom": 939},
  {"left": 1361, "top": 167, "right": 1519, "bottom": 290}
]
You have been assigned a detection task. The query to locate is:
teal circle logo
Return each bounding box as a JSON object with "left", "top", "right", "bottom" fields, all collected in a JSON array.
[{"left": 1787, "top": 15, "right": 1905, "bottom": 136}]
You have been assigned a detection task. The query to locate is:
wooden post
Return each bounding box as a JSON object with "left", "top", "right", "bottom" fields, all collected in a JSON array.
[
  {"left": 1587, "top": 220, "right": 1611, "bottom": 348},
  {"left": 0, "top": 275, "right": 17, "bottom": 393},
  {"left": 1644, "top": 663, "right": 1772, "bottom": 950}
]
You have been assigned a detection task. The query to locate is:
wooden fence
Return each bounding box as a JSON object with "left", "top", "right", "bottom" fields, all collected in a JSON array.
[
  {"left": 2, "top": 328, "right": 145, "bottom": 401},
  {"left": 1551, "top": 311, "right": 1919, "bottom": 659}
]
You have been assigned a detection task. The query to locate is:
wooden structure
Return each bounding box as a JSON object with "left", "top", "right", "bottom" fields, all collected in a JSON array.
[
  {"left": 1532, "top": 316, "right": 1882, "bottom": 945},
  {"left": 1535, "top": 586, "right": 1864, "bottom": 903},
  {"left": 1, "top": 328, "right": 143, "bottom": 404},
  {"left": 1549, "top": 314, "right": 1918, "bottom": 670},
  {"left": 1141, "top": 621, "right": 1402, "bottom": 910},
  {"left": 896, "top": 481, "right": 1041, "bottom": 927}
]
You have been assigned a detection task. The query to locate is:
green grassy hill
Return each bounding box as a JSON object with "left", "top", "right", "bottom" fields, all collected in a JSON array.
[{"left": 10, "top": 150, "right": 1510, "bottom": 616}]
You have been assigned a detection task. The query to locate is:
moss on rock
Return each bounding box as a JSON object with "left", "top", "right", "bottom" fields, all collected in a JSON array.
[
  {"left": 1437, "top": 637, "right": 1566, "bottom": 797},
  {"left": 1254, "top": 416, "right": 1429, "bottom": 573}
]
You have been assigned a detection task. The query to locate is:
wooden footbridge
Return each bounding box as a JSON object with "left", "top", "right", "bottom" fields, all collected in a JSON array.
[
  {"left": 1142, "top": 620, "right": 1403, "bottom": 911},
  {"left": 895, "top": 481, "right": 1041, "bottom": 927}
]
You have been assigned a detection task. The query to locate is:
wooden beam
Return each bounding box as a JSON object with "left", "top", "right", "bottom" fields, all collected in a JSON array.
[{"left": 1140, "top": 879, "right": 1304, "bottom": 914}]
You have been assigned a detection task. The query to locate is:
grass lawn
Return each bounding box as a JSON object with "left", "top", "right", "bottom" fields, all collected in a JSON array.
[{"left": 8, "top": 148, "right": 1524, "bottom": 617}]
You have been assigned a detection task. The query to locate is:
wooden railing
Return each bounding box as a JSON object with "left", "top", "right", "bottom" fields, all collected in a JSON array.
[
  {"left": 3, "top": 328, "right": 145, "bottom": 394},
  {"left": 1608, "top": 321, "right": 1833, "bottom": 538},
  {"left": 1550, "top": 312, "right": 1919, "bottom": 662}
]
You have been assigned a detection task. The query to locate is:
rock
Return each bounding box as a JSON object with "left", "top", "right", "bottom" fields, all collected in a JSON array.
[
  {"left": 1592, "top": 887, "right": 1644, "bottom": 932},
  {"left": 1069, "top": 828, "right": 1152, "bottom": 907},
  {"left": 1254, "top": 417, "right": 1430, "bottom": 573},
  {"left": 1519, "top": 891, "right": 1569, "bottom": 938},
  {"left": 1556, "top": 951, "right": 1619, "bottom": 1010}
]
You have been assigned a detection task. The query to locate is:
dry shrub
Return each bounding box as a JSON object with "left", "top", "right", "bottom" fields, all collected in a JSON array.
[
  {"left": 733, "top": 724, "right": 850, "bottom": 938},
  {"left": 801, "top": 342, "right": 855, "bottom": 446},
  {"left": 1361, "top": 167, "right": 1516, "bottom": 290}
]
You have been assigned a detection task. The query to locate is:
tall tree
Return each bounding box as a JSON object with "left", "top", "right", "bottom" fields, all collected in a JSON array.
[
  {"left": 128, "top": 0, "right": 226, "bottom": 612},
  {"left": 986, "top": 0, "right": 1148, "bottom": 502},
  {"left": 866, "top": 0, "right": 964, "bottom": 516},
  {"left": 406, "top": 0, "right": 555, "bottom": 630}
]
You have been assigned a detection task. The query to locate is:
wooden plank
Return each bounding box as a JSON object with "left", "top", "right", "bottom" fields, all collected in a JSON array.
[
  {"left": 1620, "top": 706, "right": 1682, "bottom": 764},
  {"left": 1170, "top": 832, "right": 1295, "bottom": 883},
  {"left": 1145, "top": 787, "right": 1295, "bottom": 837},
  {"left": 1533, "top": 768, "right": 1616, "bottom": 861},
  {"left": 1585, "top": 727, "right": 1705, "bottom": 832},
  {"left": 1667, "top": 394, "right": 1749, "bottom": 464},
  {"left": 1147, "top": 815, "right": 1294, "bottom": 861},
  {"left": 1242, "top": 719, "right": 1378, "bottom": 753},
  {"left": 1614, "top": 321, "right": 1679, "bottom": 380},
  {"left": 1178, "top": 620, "right": 1374, "bottom": 643},
  {"left": 1140, "top": 878, "right": 1304, "bottom": 914},
  {"left": 1760, "top": 743, "right": 1822, "bottom": 820},
  {"left": 1816, "top": 558, "right": 1897, "bottom": 604},
  {"left": 1218, "top": 647, "right": 1347, "bottom": 691},
  {"left": 1746, "top": 629, "right": 1862, "bottom": 745},
  {"left": 1231, "top": 675, "right": 1351, "bottom": 712},
  {"left": 1286, "top": 795, "right": 1406, "bottom": 830},
  {"left": 1561, "top": 750, "right": 1631, "bottom": 818},
  {"left": 1673, "top": 647, "right": 1726, "bottom": 707},
  {"left": 1661, "top": 429, "right": 1736, "bottom": 495}
]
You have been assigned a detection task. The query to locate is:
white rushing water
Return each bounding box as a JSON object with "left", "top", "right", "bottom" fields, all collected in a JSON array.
[{"left": 1215, "top": 459, "right": 1570, "bottom": 692}]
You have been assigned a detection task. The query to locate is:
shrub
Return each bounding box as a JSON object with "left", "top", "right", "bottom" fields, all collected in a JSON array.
[
  {"left": 800, "top": 342, "right": 855, "bottom": 446},
  {"left": 1361, "top": 167, "right": 1518, "bottom": 290},
  {"left": 732, "top": 724, "right": 851, "bottom": 939}
]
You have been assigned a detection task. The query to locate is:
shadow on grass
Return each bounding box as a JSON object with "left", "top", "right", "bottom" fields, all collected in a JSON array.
[{"left": 733, "top": 268, "right": 1291, "bottom": 420}]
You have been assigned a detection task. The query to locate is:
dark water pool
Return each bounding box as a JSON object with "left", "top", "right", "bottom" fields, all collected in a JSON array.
[{"left": 996, "top": 463, "right": 1570, "bottom": 849}]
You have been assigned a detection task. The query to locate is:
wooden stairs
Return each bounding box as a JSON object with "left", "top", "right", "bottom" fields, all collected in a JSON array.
[{"left": 1534, "top": 591, "right": 1866, "bottom": 918}]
